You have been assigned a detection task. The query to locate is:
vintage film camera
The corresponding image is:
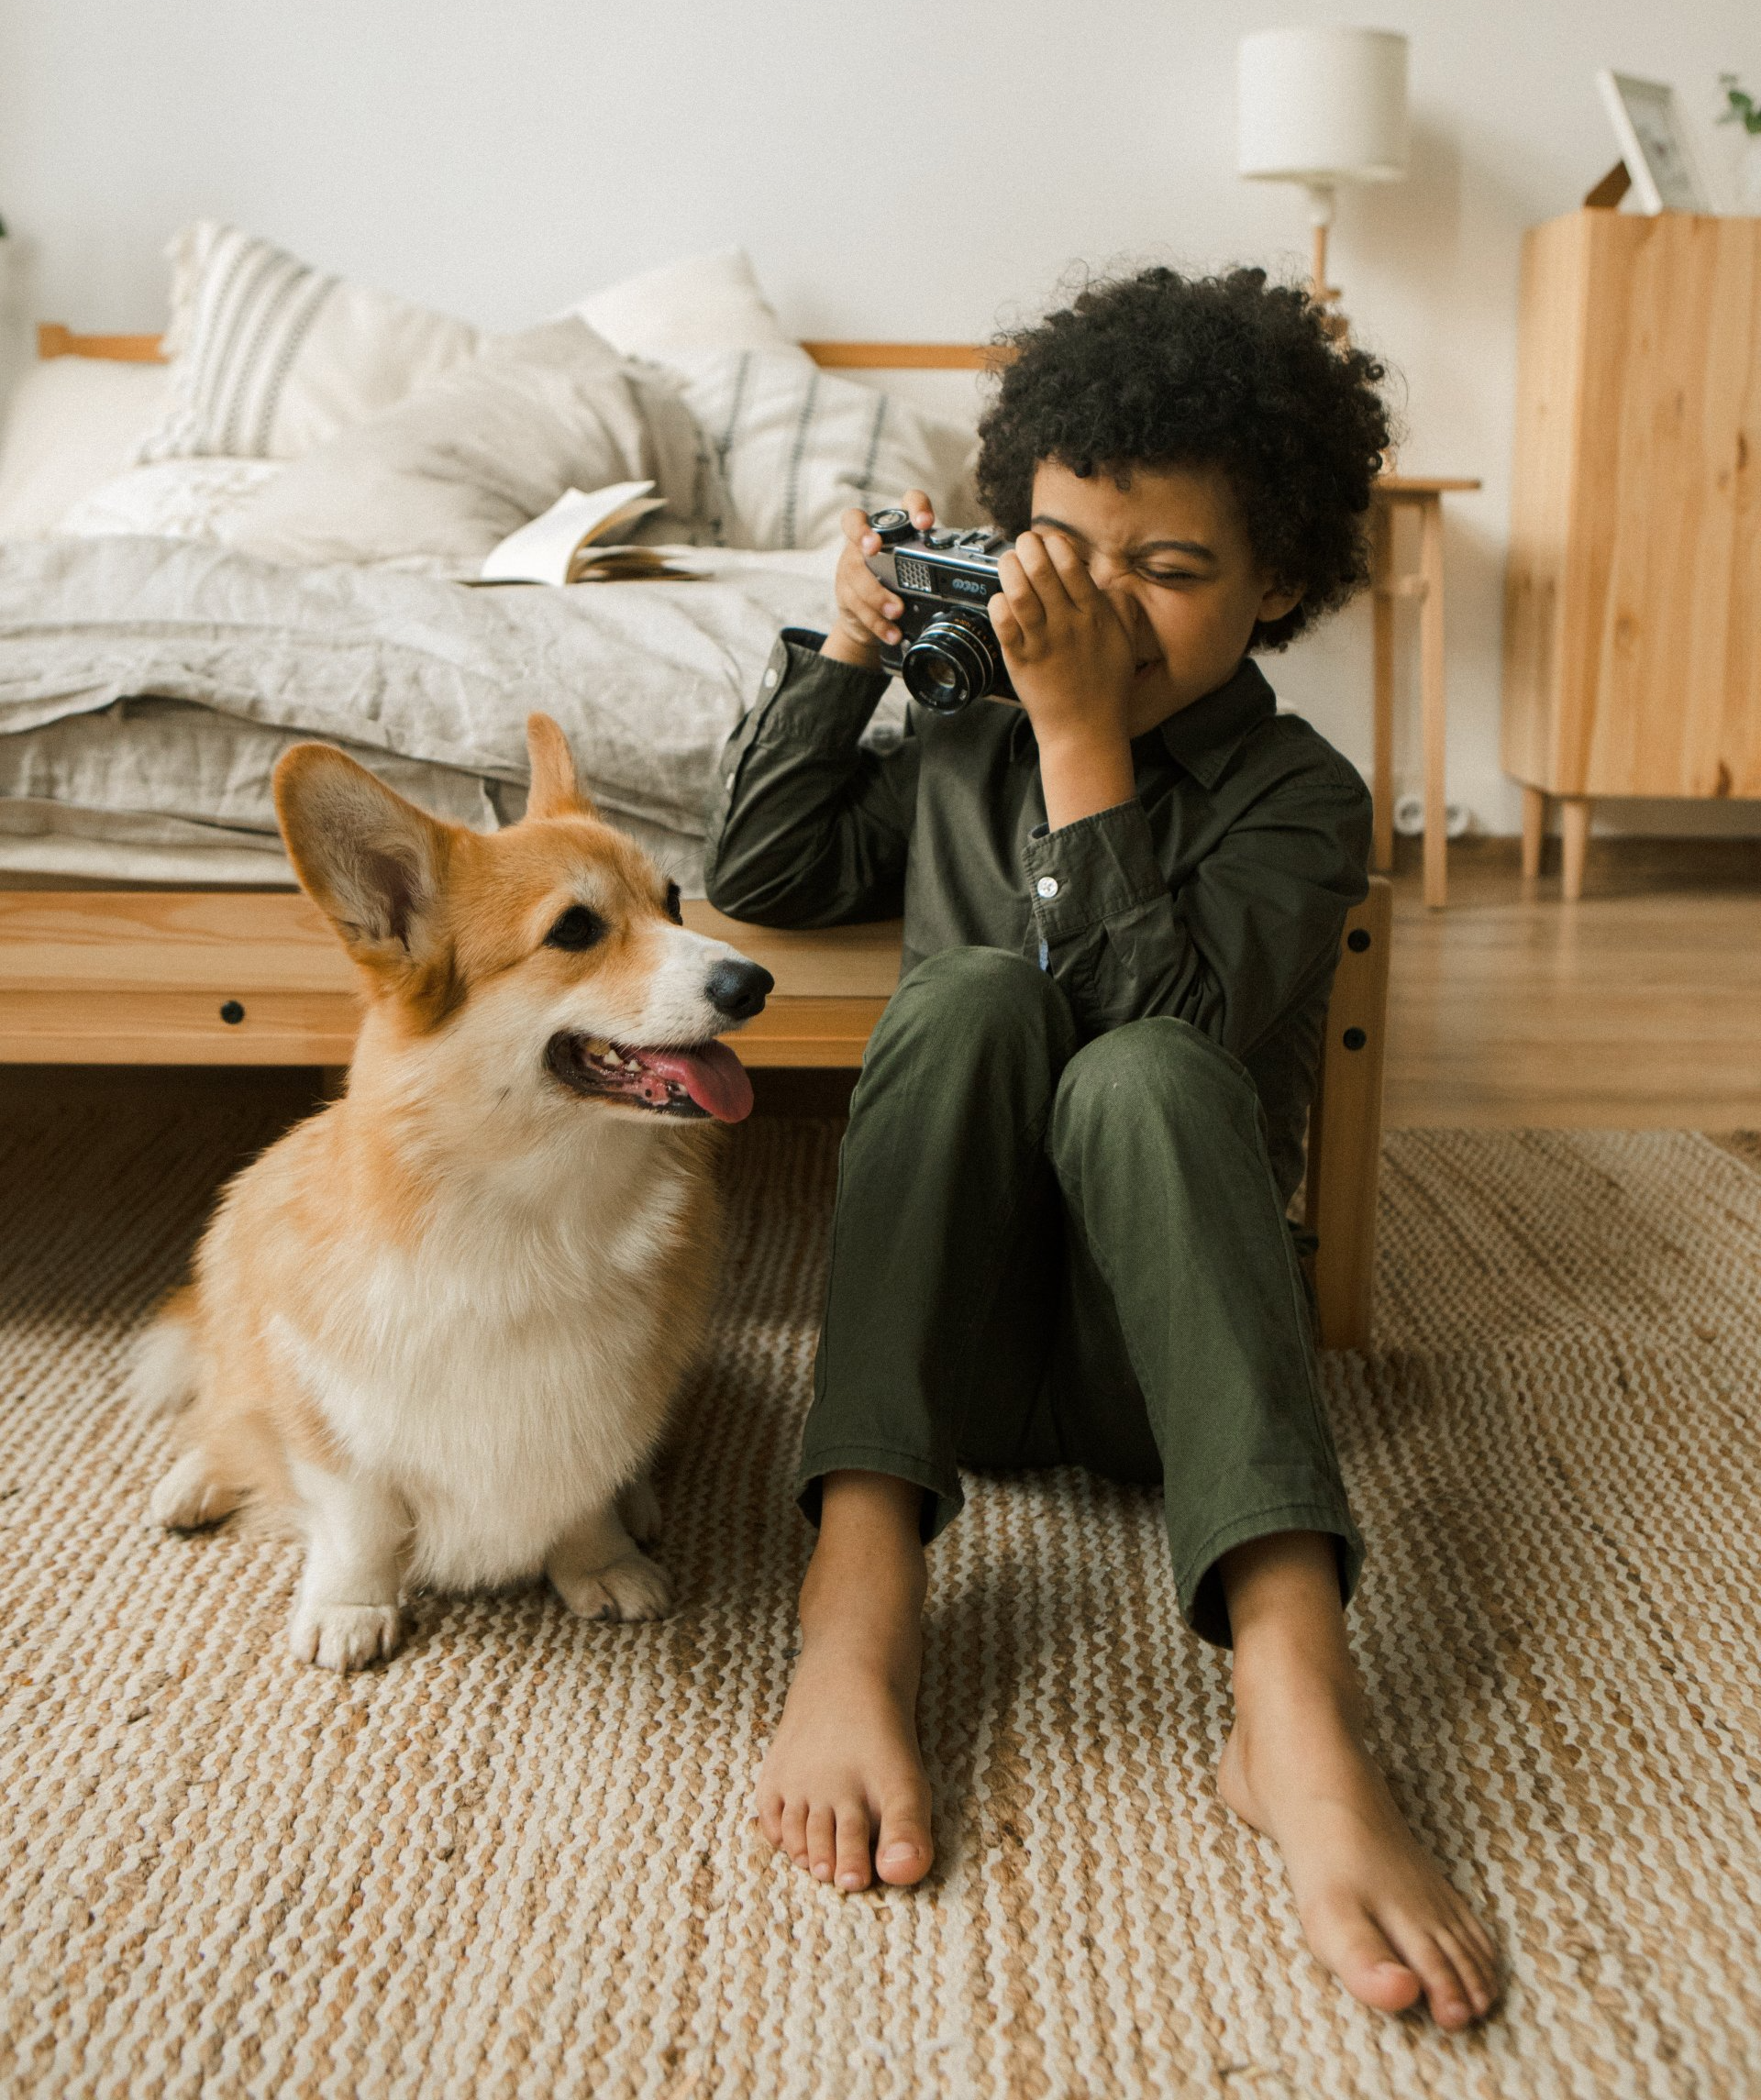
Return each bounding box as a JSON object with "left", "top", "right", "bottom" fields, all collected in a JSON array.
[{"left": 863, "top": 509, "right": 1015, "bottom": 712}]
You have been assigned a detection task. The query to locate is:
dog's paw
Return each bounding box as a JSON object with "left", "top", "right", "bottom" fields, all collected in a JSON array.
[
  {"left": 289, "top": 1602, "right": 404, "bottom": 1672},
  {"left": 617, "top": 1475, "right": 664, "bottom": 1547},
  {"left": 551, "top": 1550, "right": 674, "bottom": 1624},
  {"left": 149, "top": 1451, "right": 242, "bottom": 1531}
]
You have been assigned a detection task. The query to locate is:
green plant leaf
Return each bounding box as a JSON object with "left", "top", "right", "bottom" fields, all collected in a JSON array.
[{"left": 1719, "top": 72, "right": 1761, "bottom": 134}]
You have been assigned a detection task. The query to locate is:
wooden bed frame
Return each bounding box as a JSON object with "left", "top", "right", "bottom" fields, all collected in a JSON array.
[{"left": 0, "top": 327, "right": 1392, "bottom": 1348}]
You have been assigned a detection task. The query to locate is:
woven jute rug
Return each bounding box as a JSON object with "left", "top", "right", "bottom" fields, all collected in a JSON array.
[{"left": 2, "top": 1099, "right": 1758, "bottom": 2100}]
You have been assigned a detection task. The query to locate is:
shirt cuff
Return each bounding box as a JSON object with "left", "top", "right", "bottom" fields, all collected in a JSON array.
[
  {"left": 749, "top": 630, "right": 892, "bottom": 749},
  {"left": 1020, "top": 799, "right": 1168, "bottom": 940}
]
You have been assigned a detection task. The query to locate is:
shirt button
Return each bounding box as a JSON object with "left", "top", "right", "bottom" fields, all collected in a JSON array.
[
  {"left": 762, "top": 668, "right": 780, "bottom": 688},
  {"left": 1036, "top": 875, "right": 1059, "bottom": 900}
]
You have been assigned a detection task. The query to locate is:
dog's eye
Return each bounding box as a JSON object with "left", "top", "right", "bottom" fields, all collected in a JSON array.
[
  {"left": 544, "top": 903, "right": 607, "bottom": 952},
  {"left": 664, "top": 881, "right": 682, "bottom": 926}
]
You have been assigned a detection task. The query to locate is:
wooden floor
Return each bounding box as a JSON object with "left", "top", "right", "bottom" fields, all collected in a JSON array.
[
  {"left": 1384, "top": 836, "right": 1761, "bottom": 1129},
  {"left": 3, "top": 838, "right": 1755, "bottom": 1129}
]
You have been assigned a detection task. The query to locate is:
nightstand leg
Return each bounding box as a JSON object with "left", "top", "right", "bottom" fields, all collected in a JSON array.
[
  {"left": 1560, "top": 796, "right": 1590, "bottom": 901},
  {"left": 1418, "top": 496, "right": 1447, "bottom": 909},
  {"left": 1521, "top": 785, "right": 1547, "bottom": 879},
  {"left": 1370, "top": 501, "right": 1395, "bottom": 874}
]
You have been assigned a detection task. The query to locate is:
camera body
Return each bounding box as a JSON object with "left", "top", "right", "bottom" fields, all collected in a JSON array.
[{"left": 863, "top": 509, "right": 1015, "bottom": 713}]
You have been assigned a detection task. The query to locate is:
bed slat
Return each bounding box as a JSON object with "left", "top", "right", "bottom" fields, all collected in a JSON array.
[
  {"left": 800, "top": 341, "right": 998, "bottom": 370},
  {"left": 37, "top": 324, "right": 994, "bottom": 372},
  {"left": 37, "top": 324, "right": 168, "bottom": 362},
  {"left": 0, "top": 891, "right": 900, "bottom": 1067}
]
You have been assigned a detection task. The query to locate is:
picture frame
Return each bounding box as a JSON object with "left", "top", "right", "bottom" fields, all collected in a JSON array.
[{"left": 1597, "top": 71, "right": 1712, "bottom": 215}]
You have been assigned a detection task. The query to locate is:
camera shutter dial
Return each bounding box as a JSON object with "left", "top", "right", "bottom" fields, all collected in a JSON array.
[{"left": 867, "top": 508, "right": 914, "bottom": 546}]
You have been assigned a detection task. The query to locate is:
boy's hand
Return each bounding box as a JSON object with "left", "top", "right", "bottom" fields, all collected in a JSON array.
[
  {"left": 990, "top": 530, "right": 1138, "bottom": 829},
  {"left": 822, "top": 490, "right": 936, "bottom": 670}
]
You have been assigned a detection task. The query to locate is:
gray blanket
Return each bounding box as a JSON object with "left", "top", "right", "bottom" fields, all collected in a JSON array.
[{"left": 0, "top": 536, "right": 847, "bottom": 888}]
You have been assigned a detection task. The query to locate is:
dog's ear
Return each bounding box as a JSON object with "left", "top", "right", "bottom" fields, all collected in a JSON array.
[
  {"left": 525, "top": 712, "right": 597, "bottom": 821},
  {"left": 273, "top": 744, "right": 450, "bottom": 974}
]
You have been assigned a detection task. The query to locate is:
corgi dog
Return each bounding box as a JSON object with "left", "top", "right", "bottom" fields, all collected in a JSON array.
[{"left": 135, "top": 713, "right": 771, "bottom": 1672}]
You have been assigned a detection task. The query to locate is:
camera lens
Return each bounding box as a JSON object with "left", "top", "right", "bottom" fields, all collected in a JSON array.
[{"left": 902, "top": 611, "right": 1004, "bottom": 713}]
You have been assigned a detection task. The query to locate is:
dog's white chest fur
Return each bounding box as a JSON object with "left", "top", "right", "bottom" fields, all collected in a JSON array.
[{"left": 282, "top": 1141, "right": 699, "bottom": 1591}]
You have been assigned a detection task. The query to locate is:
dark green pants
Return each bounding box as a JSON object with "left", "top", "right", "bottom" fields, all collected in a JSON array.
[{"left": 797, "top": 948, "right": 1363, "bottom": 1647}]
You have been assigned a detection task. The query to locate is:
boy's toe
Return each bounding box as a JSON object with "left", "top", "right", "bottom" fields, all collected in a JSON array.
[
  {"left": 1352, "top": 1954, "right": 1424, "bottom": 2016},
  {"left": 1312, "top": 1903, "right": 1423, "bottom": 2013},
  {"left": 874, "top": 1793, "right": 934, "bottom": 1885},
  {"left": 755, "top": 1793, "right": 783, "bottom": 1849},
  {"left": 805, "top": 1805, "right": 836, "bottom": 1880},
  {"left": 1436, "top": 1926, "right": 1496, "bottom": 2015},
  {"left": 1457, "top": 1906, "right": 1501, "bottom": 1975},
  {"left": 781, "top": 1800, "right": 809, "bottom": 1869},
  {"left": 834, "top": 1804, "right": 873, "bottom": 1891},
  {"left": 1401, "top": 1929, "right": 1477, "bottom": 2028}
]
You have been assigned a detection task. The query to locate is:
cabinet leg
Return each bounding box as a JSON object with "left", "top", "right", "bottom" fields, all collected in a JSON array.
[
  {"left": 1521, "top": 786, "right": 1548, "bottom": 879},
  {"left": 1418, "top": 496, "right": 1447, "bottom": 910},
  {"left": 1370, "top": 501, "right": 1395, "bottom": 874},
  {"left": 1559, "top": 797, "right": 1590, "bottom": 901}
]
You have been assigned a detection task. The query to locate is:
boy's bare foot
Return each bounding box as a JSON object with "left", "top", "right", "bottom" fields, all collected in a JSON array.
[
  {"left": 755, "top": 1472, "right": 935, "bottom": 1892},
  {"left": 1219, "top": 1534, "right": 1501, "bottom": 2029},
  {"left": 757, "top": 1622, "right": 934, "bottom": 1891}
]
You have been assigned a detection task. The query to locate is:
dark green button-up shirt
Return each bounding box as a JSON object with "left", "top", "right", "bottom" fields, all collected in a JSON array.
[{"left": 703, "top": 631, "right": 1371, "bottom": 1203}]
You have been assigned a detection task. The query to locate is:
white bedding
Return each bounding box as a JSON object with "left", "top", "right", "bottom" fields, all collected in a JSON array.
[
  {"left": 0, "top": 536, "right": 861, "bottom": 891},
  {"left": 59, "top": 458, "right": 284, "bottom": 542},
  {"left": 0, "top": 241, "right": 949, "bottom": 891}
]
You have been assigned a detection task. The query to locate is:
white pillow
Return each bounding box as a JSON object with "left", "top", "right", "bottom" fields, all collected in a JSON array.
[
  {"left": 225, "top": 318, "right": 707, "bottom": 569},
  {"left": 569, "top": 248, "right": 804, "bottom": 361},
  {"left": 59, "top": 458, "right": 284, "bottom": 541},
  {"left": 668, "top": 350, "right": 981, "bottom": 550},
  {"left": 137, "top": 221, "right": 480, "bottom": 462},
  {"left": 0, "top": 359, "right": 172, "bottom": 539}
]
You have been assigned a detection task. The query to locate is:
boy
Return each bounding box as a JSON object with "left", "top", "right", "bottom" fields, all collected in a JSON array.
[{"left": 703, "top": 267, "right": 1499, "bottom": 2028}]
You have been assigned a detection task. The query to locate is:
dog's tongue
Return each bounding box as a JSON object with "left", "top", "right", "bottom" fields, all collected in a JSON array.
[{"left": 637, "top": 1041, "right": 754, "bottom": 1123}]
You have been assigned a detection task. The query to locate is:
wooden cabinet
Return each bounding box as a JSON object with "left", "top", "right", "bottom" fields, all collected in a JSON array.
[{"left": 1501, "top": 208, "right": 1761, "bottom": 895}]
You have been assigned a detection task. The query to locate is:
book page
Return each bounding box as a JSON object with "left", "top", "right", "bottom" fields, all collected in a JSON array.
[{"left": 481, "top": 482, "right": 662, "bottom": 585}]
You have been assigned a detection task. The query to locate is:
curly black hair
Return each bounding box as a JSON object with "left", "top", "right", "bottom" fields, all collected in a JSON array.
[{"left": 975, "top": 266, "right": 1391, "bottom": 650}]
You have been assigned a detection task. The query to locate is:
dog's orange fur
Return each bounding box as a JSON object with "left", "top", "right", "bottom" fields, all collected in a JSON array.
[{"left": 137, "top": 714, "right": 759, "bottom": 1670}]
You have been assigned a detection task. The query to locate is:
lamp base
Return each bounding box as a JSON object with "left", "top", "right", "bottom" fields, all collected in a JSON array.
[{"left": 1307, "top": 202, "right": 1351, "bottom": 345}]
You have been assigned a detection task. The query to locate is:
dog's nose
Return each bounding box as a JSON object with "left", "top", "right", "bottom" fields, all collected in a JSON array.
[{"left": 705, "top": 958, "right": 773, "bottom": 1022}]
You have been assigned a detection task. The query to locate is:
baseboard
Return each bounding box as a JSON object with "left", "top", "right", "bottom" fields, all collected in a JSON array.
[{"left": 1391, "top": 833, "right": 1761, "bottom": 879}]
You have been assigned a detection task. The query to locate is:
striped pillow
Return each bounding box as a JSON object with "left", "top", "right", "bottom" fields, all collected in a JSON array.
[
  {"left": 138, "top": 223, "right": 479, "bottom": 462},
  {"left": 225, "top": 321, "right": 692, "bottom": 571},
  {"left": 668, "top": 351, "right": 981, "bottom": 550}
]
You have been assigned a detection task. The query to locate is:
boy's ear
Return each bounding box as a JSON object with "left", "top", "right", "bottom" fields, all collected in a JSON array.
[
  {"left": 525, "top": 712, "right": 597, "bottom": 821},
  {"left": 272, "top": 744, "right": 450, "bottom": 973}
]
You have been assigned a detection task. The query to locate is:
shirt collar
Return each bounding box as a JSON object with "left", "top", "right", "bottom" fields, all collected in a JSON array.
[{"left": 1146, "top": 658, "right": 1276, "bottom": 790}]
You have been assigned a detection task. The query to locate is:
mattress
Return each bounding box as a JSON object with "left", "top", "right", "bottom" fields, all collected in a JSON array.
[{"left": 0, "top": 536, "right": 877, "bottom": 892}]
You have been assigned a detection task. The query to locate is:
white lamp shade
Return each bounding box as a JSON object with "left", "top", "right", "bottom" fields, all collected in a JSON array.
[{"left": 1237, "top": 28, "right": 1409, "bottom": 185}]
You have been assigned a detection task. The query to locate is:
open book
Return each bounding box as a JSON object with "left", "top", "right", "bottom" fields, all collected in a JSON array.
[{"left": 478, "top": 482, "right": 702, "bottom": 585}]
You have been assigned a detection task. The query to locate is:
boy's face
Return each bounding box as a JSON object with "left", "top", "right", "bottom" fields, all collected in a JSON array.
[{"left": 1025, "top": 459, "right": 1301, "bottom": 731}]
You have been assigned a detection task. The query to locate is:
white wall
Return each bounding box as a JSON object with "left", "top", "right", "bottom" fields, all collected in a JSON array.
[{"left": 2, "top": 0, "right": 1757, "bottom": 836}]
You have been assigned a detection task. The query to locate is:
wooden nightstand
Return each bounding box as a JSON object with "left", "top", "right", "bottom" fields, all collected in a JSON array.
[{"left": 1370, "top": 475, "right": 1481, "bottom": 909}]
